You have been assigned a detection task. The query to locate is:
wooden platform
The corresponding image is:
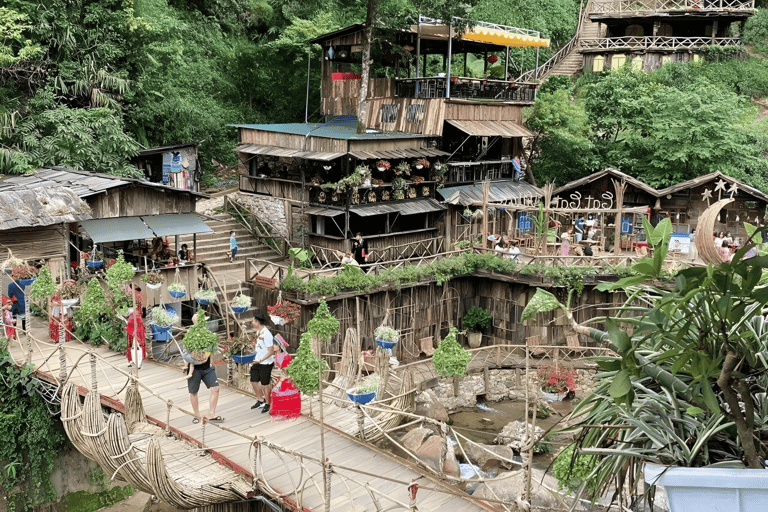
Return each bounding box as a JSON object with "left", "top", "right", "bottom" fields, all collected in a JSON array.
[{"left": 10, "top": 316, "right": 497, "bottom": 512}]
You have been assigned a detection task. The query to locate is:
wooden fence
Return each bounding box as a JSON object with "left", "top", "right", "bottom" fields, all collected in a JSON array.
[
  {"left": 581, "top": 36, "right": 741, "bottom": 50},
  {"left": 589, "top": 0, "right": 754, "bottom": 13}
]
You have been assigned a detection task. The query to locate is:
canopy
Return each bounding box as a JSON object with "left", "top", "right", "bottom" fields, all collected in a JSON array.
[
  {"left": 80, "top": 217, "right": 156, "bottom": 243},
  {"left": 439, "top": 180, "right": 543, "bottom": 206},
  {"left": 351, "top": 198, "right": 446, "bottom": 217},
  {"left": 234, "top": 144, "right": 344, "bottom": 162},
  {"left": 463, "top": 26, "right": 550, "bottom": 48},
  {"left": 142, "top": 213, "right": 212, "bottom": 237},
  {"left": 446, "top": 120, "right": 533, "bottom": 138}
]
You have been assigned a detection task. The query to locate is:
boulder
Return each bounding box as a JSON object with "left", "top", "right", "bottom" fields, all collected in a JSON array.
[
  {"left": 401, "top": 427, "right": 434, "bottom": 453},
  {"left": 414, "top": 389, "right": 450, "bottom": 423},
  {"left": 462, "top": 443, "right": 518, "bottom": 471},
  {"left": 494, "top": 420, "right": 544, "bottom": 451},
  {"left": 472, "top": 468, "right": 561, "bottom": 509},
  {"left": 413, "top": 435, "right": 461, "bottom": 479}
]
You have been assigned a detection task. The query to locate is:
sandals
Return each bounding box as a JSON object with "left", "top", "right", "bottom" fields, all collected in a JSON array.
[
  {"left": 192, "top": 417, "right": 200, "bottom": 424},
  {"left": 208, "top": 416, "right": 225, "bottom": 423}
]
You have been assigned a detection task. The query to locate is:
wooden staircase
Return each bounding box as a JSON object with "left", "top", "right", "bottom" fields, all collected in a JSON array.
[{"left": 519, "top": 0, "right": 604, "bottom": 81}]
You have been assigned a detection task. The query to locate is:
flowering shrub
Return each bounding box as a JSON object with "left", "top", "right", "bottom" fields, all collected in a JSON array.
[
  {"left": 11, "top": 264, "right": 39, "bottom": 280},
  {"left": 536, "top": 364, "right": 577, "bottom": 394},
  {"left": 414, "top": 157, "right": 430, "bottom": 168},
  {"left": 267, "top": 301, "right": 301, "bottom": 323}
]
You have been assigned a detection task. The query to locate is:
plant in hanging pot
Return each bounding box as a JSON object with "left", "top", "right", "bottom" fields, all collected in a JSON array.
[
  {"left": 86, "top": 251, "right": 104, "bottom": 268},
  {"left": 226, "top": 334, "right": 255, "bottom": 363},
  {"left": 414, "top": 157, "right": 430, "bottom": 170},
  {"left": 142, "top": 271, "right": 164, "bottom": 290},
  {"left": 433, "top": 327, "right": 471, "bottom": 378},
  {"left": 11, "top": 263, "right": 39, "bottom": 286},
  {"left": 195, "top": 288, "right": 217, "bottom": 306},
  {"left": 347, "top": 375, "right": 381, "bottom": 404},
  {"left": 267, "top": 301, "right": 301, "bottom": 325},
  {"left": 394, "top": 161, "right": 410, "bottom": 177},
  {"left": 168, "top": 282, "right": 186, "bottom": 298},
  {"left": 231, "top": 293, "right": 251, "bottom": 314},
  {"left": 150, "top": 306, "right": 178, "bottom": 341},
  {"left": 306, "top": 299, "right": 339, "bottom": 342},
  {"left": 56, "top": 280, "right": 81, "bottom": 309},
  {"left": 105, "top": 250, "right": 134, "bottom": 291},
  {"left": 462, "top": 306, "right": 492, "bottom": 349},
  {"left": 376, "top": 160, "right": 391, "bottom": 172},
  {"left": 374, "top": 325, "right": 398, "bottom": 350},
  {"left": 74, "top": 279, "right": 111, "bottom": 343},
  {"left": 285, "top": 332, "right": 327, "bottom": 395},
  {"left": 535, "top": 364, "right": 577, "bottom": 402},
  {"left": 354, "top": 165, "right": 371, "bottom": 187},
  {"left": 183, "top": 309, "right": 218, "bottom": 361}
]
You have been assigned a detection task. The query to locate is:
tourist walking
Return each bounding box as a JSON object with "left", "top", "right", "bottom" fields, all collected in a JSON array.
[
  {"left": 250, "top": 310, "right": 275, "bottom": 414},
  {"left": 183, "top": 313, "right": 222, "bottom": 424},
  {"left": 229, "top": 231, "right": 238, "bottom": 262},
  {"left": 269, "top": 335, "right": 301, "bottom": 421}
]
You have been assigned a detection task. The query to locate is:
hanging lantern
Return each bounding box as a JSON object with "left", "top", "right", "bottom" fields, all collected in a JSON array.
[
  {"left": 328, "top": 47, "right": 334, "bottom": 60},
  {"left": 654, "top": 198, "right": 661, "bottom": 209}
]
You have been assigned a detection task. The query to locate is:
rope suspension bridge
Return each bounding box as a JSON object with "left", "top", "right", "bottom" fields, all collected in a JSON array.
[{"left": 4, "top": 307, "right": 535, "bottom": 511}]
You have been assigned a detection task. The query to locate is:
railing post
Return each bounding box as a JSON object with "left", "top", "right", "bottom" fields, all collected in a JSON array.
[
  {"left": 58, "top": 345, "right": 67, "bottom": 383},
  {"left": 165, "top": 400, "right": 173, "bottom": 436},
  {"left": 356, "top": 404, "right": 366, "bottom": 440},
  {"left": 89, "top": 351, "right": 97, "bottom": 393},
  {"left": 324, "top": 459, "right": 332, "bottom": 511},
  {"left": 251, "top": 436, "right": 260, "bottom": 493}
]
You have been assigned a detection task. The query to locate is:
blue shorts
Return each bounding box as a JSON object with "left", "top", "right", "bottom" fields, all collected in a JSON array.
[
  {"left": 231, "top": 247, "right": 238, "bottom": 258},
  {"left": 188, "top": 366, "right": 219, "bottom": 394}
]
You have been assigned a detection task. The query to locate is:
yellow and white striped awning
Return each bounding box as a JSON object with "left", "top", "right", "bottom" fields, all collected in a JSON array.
[{"left": 463, "top": 26, "right": 550, "bottom": 48}]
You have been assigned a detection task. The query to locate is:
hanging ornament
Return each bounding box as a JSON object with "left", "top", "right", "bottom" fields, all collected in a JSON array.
[
  {"left": 328, "top": 46, "right": 334, "bottom": 60},
  {"left": 676, "top": 212, "right": 680, "bottom": 220},
  {"left": 735, "top": 214, "right": 740, "bottom": 222}
]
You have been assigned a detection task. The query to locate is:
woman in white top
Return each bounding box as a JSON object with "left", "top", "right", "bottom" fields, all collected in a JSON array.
[
  {"left": 714, "top": 232, "right": 724, "bottom": 249},
  {"left": 506, "top": 241, "right": 520, "bottom": 260},
  {"left": 723, "top": 232, "right": 733, "bottom": 245}
]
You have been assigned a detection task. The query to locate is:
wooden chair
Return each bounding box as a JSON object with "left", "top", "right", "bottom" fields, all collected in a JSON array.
[
  {"left": 526, "top": 335, "right": 554, "bottom": 358},
  {"left": 564, "top": 332, "right": 590, "bottom": 358}
]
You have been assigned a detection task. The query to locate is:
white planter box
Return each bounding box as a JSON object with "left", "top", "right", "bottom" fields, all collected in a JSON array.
[{"left": 645, "top": 463, "right": 768, "bottom": 512}]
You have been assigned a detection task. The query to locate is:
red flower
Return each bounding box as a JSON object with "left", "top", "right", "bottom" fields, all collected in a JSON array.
[{"left": 487, "top": 55, "right": 499, "bottom": 64}]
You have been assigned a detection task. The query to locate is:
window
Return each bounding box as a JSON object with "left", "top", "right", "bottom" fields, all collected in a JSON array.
[
  {"left": 611, "top": 54, "right": 627, "bottom": 68},
  {"left": 593, "top": 55, "right": 605, "bottom": 72},
  {"left": 631, "top": 56, "right": 643, "bottom": 70}
]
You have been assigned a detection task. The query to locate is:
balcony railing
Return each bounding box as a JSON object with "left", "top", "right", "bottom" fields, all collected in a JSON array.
[
  {"left": 581, "top": 36, "right": 741, "bottom": 50},
  {"left": 447, "top": 160, "right": 515, "bottom": 183},
  {"left": 309, "top": 181, "right": 437, "bottom": 206},
  {"left": 590, "top": 0, "right": 754, "bottom": 13},
  {"left": 395, "top": 77, "right": 537, "bottom": 102}
]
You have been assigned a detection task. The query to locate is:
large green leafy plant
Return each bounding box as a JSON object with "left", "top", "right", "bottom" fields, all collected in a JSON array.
[
  {"left": 306, "top": 298, "right": 339, "bottom": 342},
  {"left": 183, "top": 309, "right": 218, "bottom": 354},
  {"left": 29, "top": 266, "right": 55, "bottom": 301},
  {"left": 522, "top": 218, "right": 768, "bottom": 505},
  {"left": 432, "top": 327, "right": 471, "bottom": 378},
  {"left": 74, "top": 278, "right": 112, "bottom": 343},
  {"left": 286, "top": 332, "right": 327, "bottom": 395}
]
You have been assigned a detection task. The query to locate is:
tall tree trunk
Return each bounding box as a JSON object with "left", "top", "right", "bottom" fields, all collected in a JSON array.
[{"left": 357, "top": 0, "right": 378, "bottom": 134}]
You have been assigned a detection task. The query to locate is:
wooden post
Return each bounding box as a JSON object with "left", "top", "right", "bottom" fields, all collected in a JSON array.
[
  {"left": 452, "top": 375, "right": 460, "bottom": 396},
  {"left": 711, "top": 20, "right": 718, "bottom": 44},
  {"left": 482, "top": 180, "right": 490, "bottom": 250},
  {"left": 64, "top": 223, "right": 71, "bottom": 279},
  {"left": 613, "top": 179, "right": 626, "bottom": 256},
  {"left": 318, "top": 368, "right": 330, "bottom": 511}
]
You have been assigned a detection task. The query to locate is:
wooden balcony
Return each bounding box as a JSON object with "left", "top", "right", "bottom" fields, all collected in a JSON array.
[
  {"left": 447, "top": 160, "right": 516, "bottom": 183},
  {"left": 589, "top": 0, "right": 754, "bottom": 14},
  {"left": 580, "top": 36, "right": 741, "bottom": 51},
  {"left": 306, "top": 228, "right": 444, "bottom": 265},
  {"left": 395, "top": 77, "right": 537, "bottom": 103}
]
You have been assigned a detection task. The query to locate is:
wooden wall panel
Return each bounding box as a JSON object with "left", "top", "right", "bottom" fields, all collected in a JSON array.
[
  {"left": 365, "top": 98, "right": 446, "bottom": 136},
  {"left": 444, "top": 103, "right": 524, "bottom": 124}
]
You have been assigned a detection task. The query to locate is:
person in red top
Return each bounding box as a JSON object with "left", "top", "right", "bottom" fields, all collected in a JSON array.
[
  {"left": 269, "top": 335, "right": 301, "bottom": 422},
  {"left": 1, "top": 296, "right": 17, "bottom": 340}
]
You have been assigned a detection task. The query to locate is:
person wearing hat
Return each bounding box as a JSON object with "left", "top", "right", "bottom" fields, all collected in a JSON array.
[{"left": 250, "top": 310, "right": 276, "bottom": 413}]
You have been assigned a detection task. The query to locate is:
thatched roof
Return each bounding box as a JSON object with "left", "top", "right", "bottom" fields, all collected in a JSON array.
[{"left": 0, "top": 187, "right": 92, "bottom": 230}]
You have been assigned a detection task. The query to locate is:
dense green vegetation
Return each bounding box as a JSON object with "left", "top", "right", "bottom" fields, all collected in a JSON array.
[
  {"left": 526, "top": 54, "right": 768, "bottom": 189},
  {"left": 0, "top": 343, "right": 65, "bottom": 511}
]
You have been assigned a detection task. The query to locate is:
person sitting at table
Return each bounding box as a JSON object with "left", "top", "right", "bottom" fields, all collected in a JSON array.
[
  {"left": 149, "top": 237, "right": 164, "bottom": 258},
  {"left": 340, "top": 251, "right": 359, "bottom": 266},
  {"left": 494, "top": 239, "right": 507, "bottom": 258},
  {"left": 506, "top": 240, "right": 520, "bottom": 260},
  {"left": 723, "top": 232, "right": 733, "bottom": 246},
  {"left": 714, "top": 232, "right": 724, "bottom": 249},
  {"left": 178, "top": 244, "right": 192, "bottom": 262}
]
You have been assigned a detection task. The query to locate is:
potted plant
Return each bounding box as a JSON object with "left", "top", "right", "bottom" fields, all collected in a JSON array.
[
  {"left": 410, "top": 176, "right": 425, "bottom": 185},
  {"left": 462, "top": 306, "right": 492, "bottom": 348},
  {"left": 142, "top": 271, "right": 164, "bottom": 290},
  {"left": 520, "top": 218, "right": 768, "bottom": 509},
  {"left": 74, "top": 279, "right": 111, "bottom": 343},
  {"left": 195, "top": 288, "right": 217, "bottom": 306},
  {"left": 306, "top": 299, "right": 339, "bottom": 343},
  {"left": 150, "top": 306, "right": 178, "bottom": 341},
  {"left": 231, "top": 293, "right": 251, "bottom": 314},
  {"left": 376, "top": 160, "right": 391, "bottom": 172},
  {"left": 286, "top": 332, "right": 327, "bottom": 394},
  {"left": 535, "top": 364, "right": 577, "bottom": 402},
  {"left": 86, "top": 251, "right": 104, "bottom": 269},
  {"left": 56, "top": 280, "right": 81, "bottom": 309},
  {"left": 355, "top": 165, "right": 371, "bottom": 187},
  {"left": 414, "top": 157, "right": 430, "bottom": 170},
  {"left": 432, "top": 327, "right": 471, "bottom": 378},
  {"left": 227, "top": 335, "right": 256, "bottom": 364},
  {"left": 11, "top": 263, "right": 39, "bottom": 286},
  {"left": 267, "top": 301, "right": 301, "bottom": 325},
  {"left": 105, "top": 250, "right": 134, "bottom": 291},
  {"left": 347, "top": 375, "right": 380, "bottom": 405},
  {"left": 183, "top": 309, "right": 218, "bottom": 359},
  {"left": 374, "top": 325, "right": 398, "bottom": 350},
  {"left": 168, "top": 282, "right": 186, "bottom": 299},
  {"left": 394, "top": 161, "right": 410, "bottom": 177},
  {"left": 392, "top": 177, "right": 407, "bottom": 201}
]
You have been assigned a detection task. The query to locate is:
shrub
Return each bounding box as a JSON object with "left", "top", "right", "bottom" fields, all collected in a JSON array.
[
  {"left": 462, "top": 306, "right": 492, "bottom": 331},
  {"left": 552, "top": 444, "right": 598, "bottom": 496},
  {"left": 433, "top": 327, "right": 471, "bottom": 378}
]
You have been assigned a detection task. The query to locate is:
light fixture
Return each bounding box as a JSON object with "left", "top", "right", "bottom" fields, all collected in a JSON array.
[
  {"left": 328, "top": 46, "right": 334, "bottom": 60},
  {"left": 666, "top": 194, "right": 672, "bottom": 199},
  {"left": 654, "top": 198, "right": 661, "bottom": 209},
  {"left": 323, "top": 165, "right": 332, "bottom": 171}
]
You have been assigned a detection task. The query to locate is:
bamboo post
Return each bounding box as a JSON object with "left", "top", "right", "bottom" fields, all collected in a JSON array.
[
  {"left": 613, "top": 179, "right": 627, "bottom": 256},
  {"left": 318, "top": 365, "right": 330, "bottom": 511},
  {"left": 482, "top": 180, "right": 490, "bottom": 250}
]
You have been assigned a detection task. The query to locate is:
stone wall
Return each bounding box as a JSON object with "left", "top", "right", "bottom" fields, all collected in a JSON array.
[{"left": 233, "top": 193, "right": 288, "bottom": 239}]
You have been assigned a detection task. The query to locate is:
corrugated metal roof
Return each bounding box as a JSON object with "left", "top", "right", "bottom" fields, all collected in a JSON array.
[
  {"left": 446, "top": 120, "right": 533, "bottom": 138},
  {"left": 350, "top": 198, "right": 446, "bottom": 217},
  {"left": 229, "top": 122, "right": 429, "bottom": 140},
  {"left": 349, "top": 148, "right": 450, "bottom": 160},
  {"left": 553, "top": 168, "right": 658, "bottom": 197},
  {"left": 142, "top": 213, "right": 212, "bottom": 237},
  {"left": 135, "top": 140, "right": 203, "bottom": 156},
  {"left": 234, "top": 144, "right": 344, "bottom": 162},
  {"left": 0, "top": 166, "right": 208, "bottom": 198},
  {"left": 438, "top": 180, "right": 543, "bottom": 206},
  {"left": 303, "top": 206, "right": 345, "bottom": 217},
  {"left": 0, "top": 187, "right": 92, "bottom": 230},
  {"left": 81, "top": 217, "right": 156, "bottom": 243}
]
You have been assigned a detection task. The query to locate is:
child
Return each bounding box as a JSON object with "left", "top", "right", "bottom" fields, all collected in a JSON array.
[
  {"left": 1, "top": 296, "right": 16, "bottom": 341},
  {"left": 229, "top": 231, "right": 238, "bottom": 263}
]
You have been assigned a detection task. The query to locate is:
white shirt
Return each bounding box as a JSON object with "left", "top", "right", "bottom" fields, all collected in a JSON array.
[
  {"left": 494, "top": 244, "right": 506, "bottom": 257},
  {"left": 253, "top": 327, "right": 275, "bottom": 365},
  {"left": 506, "top": 246, "right": 520, "bottom": 260},
  {"left": 714, "top": 237, "right": 723, "bottom": 248}
]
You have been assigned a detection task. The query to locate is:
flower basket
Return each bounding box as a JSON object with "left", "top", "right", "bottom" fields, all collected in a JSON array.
[
  {"left": 18, "top": 278, "right": 36, "bottom": 287},
  {"left": 346, "top": 389, "right": 376, "bottom": 404},
  {"left": 151, "top": 324, "right": 173, "bottom": 341},
  {"left": 195, "top": 288, "right": 216, "bottom": 306},
  {"left": 86, "top": 260, "right": 103, "bottom": 269},
  {"left": 231, "top": 293, "right": 251, "bottom": 314},
  {"left": 232, "top": 353, "right": 257, "bottom": 364},
  {"left": 540, "top": 388, "right": 568, "bottom": 402},
  {"left": 169, "top": 289, "right": 186, "bottom": 298},
  {"left": 267, "top": 301, "right": 301, "bottom": 324},
  {"left": 231, "top": 305, "right": 246, "bottom": 314},
  {"left": 270, "top": 314, "right": 287, "bottom": 326},
  {"left": 375, "top": 338, "right": 397, "bottom": 350},
  {"left": 147, "top": 282, "right": 162, "bottom": 290}
]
